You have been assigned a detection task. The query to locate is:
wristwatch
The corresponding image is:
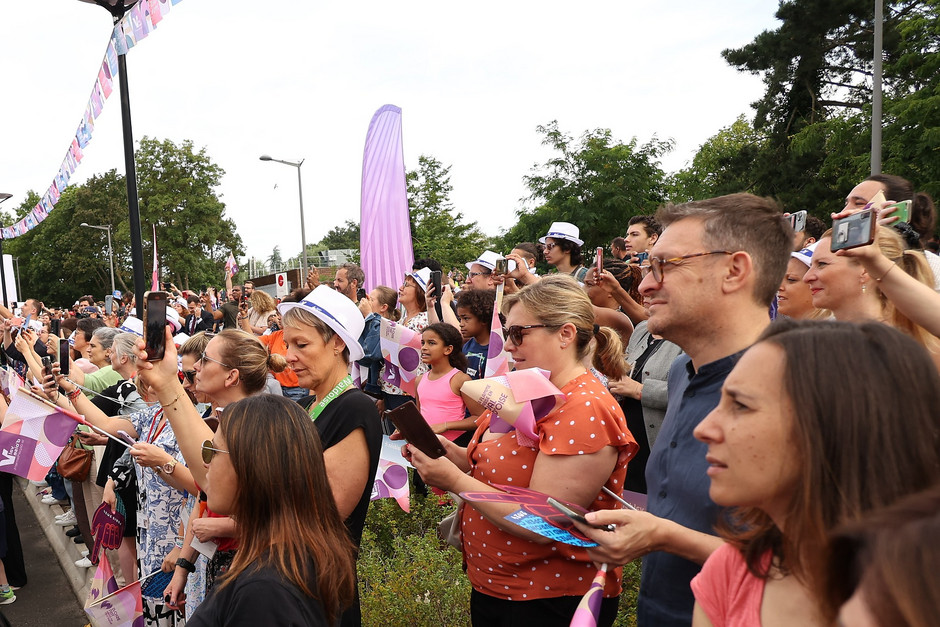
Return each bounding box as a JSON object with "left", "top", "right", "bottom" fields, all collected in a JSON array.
[
  {"left": 175, "top": 557, "right": 195, "bottom": 573},
  {"left": 160, "top": 459, "right": 178, "bottom": 475}
]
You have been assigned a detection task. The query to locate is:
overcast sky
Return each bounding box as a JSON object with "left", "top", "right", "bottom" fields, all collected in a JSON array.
[{"left": 1, "top": 1, "right": 781, "bottom": 263}]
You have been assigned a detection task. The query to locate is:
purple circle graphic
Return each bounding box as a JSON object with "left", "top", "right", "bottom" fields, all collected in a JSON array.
[
  {"left": 399, "top": 346, "right": 420, "bottom": 371},
  {"left": 383, "top": 465, "right": 409, "bottom": 489}
]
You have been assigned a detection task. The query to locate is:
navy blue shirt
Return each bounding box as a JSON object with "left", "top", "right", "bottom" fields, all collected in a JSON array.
[
  {"left": 638, "top": 351, "right": 742, "bottom": 627},
  {"left": 463, "top": 338, "right": 488, "bottom": 380}
]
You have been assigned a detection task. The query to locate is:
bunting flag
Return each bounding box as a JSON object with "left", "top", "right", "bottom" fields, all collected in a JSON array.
[
  {"left": 569, "top": 564, "right": 608, "bottom": 627},
  {"left": 0, "top": 367, "right": 25, "bottom": 398},
  {"left": 460, "top": 369, "right": 564, "bottom": 447},
  {"left": 151, "top": 225, "right": 159, "bottom": 291},
  {"left": 225, "top": 252, "right": 238, "bottom": 278},
  {"left": 359, "top": 105, "right": 414, "bottom": 292},
  {"left": 84, "top": 556, "right": 144, "bottom": 627},
  {"left": 0, "top": 388, "right": 81, "bottom": 481},
  {"left": 379, "top": 318, "right": 423, "bottom": 397},
  {"left": 484, "top": 289, "right": 511, "bottom": 377},
  {"left": 2, "top": 1, "right": 185, "bottom": 241}
]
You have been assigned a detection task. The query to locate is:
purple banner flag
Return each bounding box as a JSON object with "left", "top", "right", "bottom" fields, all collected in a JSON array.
[{"left": 360, "top": 105, "right": 413, "bottom": 292}]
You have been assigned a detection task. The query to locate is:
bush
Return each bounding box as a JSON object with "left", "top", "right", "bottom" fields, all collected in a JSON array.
[{"left": 358, "top": 491, "right": 641, "bottom": 626}]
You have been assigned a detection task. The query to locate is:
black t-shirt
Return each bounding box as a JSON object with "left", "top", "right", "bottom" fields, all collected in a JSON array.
[
  {"left": 187, "top": 561, "right": 329, "bottom": 627},
  {"left": 298, "top": 389, "right": 382, "bottom": 547}
]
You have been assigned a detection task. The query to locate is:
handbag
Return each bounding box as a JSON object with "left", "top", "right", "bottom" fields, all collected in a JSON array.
[
  {"left": 57, "top": 434, "right": 94, "bottom": 481},
  {"left": 437, "top": 493, "right": 463, "bottom": 549}
]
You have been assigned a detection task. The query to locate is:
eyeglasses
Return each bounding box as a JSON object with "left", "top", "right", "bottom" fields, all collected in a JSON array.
[
  {"left": 506, "top": 324, "right": 556, "bottom": 346},
  {"left": 467, "top": 271, "right": 491, "bottom": 279},
  {"left": 201, "top": 439, "right": 229, "bottom": 464},
  {"left": 648, "top": 251, "right": 733, "bottom": 283},
  {"left": 199, "top": 351, "right": 232, "bottom": 369},
  {"left": 543, "top": 242, "right": 557, "bottom": 251},
  {"left": 182, "top": 370, "right": 196, "bottom": 384}
]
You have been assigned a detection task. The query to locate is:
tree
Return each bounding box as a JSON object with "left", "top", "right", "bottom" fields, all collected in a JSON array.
[
  {"left": 267, "top": 246, "right": 283, "bottom": 272},
  {"left": 499, "top": 121, "right": 672, "bottom": 251},
  {"left": 318, "top": 220, "right": 360, "bottom": 250},
  {"left": 4, "top": 137, "right": 245, "bottom": 304},
  {"left": 136, "top": 137, "right": 244, "bottom": 291},
  {"left": 667, "top": 116, "right": 766, "bottom": 202},
  {"left": 407, "top": 155, "right": 489, "bottom": 270}
]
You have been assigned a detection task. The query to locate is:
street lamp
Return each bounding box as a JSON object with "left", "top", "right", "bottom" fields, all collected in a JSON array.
[
  {"left": 260, "top": 154, "right": 308, "bottom": 277},
  {"left": 76, "top": 0, "right": 147, "bottom": 314},
  {"left": 0, "top": 193, "right": 11, "bottom": 308},
  {"left": 80, "top": 222, "right": 116, "bottom": 294}
]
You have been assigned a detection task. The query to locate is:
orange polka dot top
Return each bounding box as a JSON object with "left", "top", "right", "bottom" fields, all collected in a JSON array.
[{"left": 460, "top": 371, "right": 638, "bottom": 601}]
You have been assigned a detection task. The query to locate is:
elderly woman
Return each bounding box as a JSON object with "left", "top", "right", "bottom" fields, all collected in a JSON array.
[
  {"left": 408, "top": 275, "right": 637, "bottom": 626},
  {"left": 278, "top": 285, "right": 382, "bottom": 627}
]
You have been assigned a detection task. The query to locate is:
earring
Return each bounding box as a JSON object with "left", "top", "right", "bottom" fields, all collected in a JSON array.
[
  {"left": 862, "top": 282, "right": 868, "bottom": 294},
  {"left": 561, "top": 342, "right": 568, "bottom": 349}
]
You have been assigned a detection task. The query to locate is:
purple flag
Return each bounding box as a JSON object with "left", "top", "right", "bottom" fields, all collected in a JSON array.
[
  {"left": 0, "top": 388, "right": 80, "bottom": 481},
  {"left": 360, "top": 105, "right": 413, "bottom": 292}
]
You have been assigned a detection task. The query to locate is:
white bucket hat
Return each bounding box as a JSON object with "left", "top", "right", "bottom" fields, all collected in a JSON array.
[
  {"left": 465, "top": 250, "right": 508, "bottom": 272},
  {"left": 539, "top": 221, "right": 584, "bottom": 247},
  {"left": 409, "top": 267, "right": 432, "bottom": 291},
  {"left": 278, "top": 285, "right": 365, "bottom": 361},
  {"left": 118, "top": 316, "right": 144, "bottom": 337},
  {"left": 791, "top": 242, "right": 818, "bottom": 268}
]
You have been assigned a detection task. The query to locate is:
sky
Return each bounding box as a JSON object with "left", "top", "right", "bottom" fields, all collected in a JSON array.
[{"left": 0, "top": 1, "right": 782, "bottom": 265}]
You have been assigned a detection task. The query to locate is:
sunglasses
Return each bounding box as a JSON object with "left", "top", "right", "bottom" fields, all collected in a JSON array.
[
  {"left": 199, "top": 351, "right": 232, "bottom": 369},
  {"left": 506, "top": 324, "right": 555, "bottom": 346},
  {"left": 543, "top": 242, "right": 557, "bottom": 251},
  {"left": 467, "top": 271, "right": 491, "bottom": 279},
  {"left": 201, "top": 439, "right": 229, "bottom": 464},
  {"left": 182, "top": 370, "right": 196, "bottom": 384}
]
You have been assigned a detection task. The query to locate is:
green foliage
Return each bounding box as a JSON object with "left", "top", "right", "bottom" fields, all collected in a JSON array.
[
  {"left": 407, "top": 156, "right": 489, "bottom": 271},
  {"left": 4, "top": 137, "right": 243, "bottom": 304},
  {"left": 359, "top": 494, "right": 471, "bottom": 627},
  {"left": 318, "top": 220, "right": 361, "bottom": 250},
  {"left": 136, "top": 136, "right": 244, "bottom": 291},
  {"left": 358, "top": 491, "right": 642, "bottom": 627},
  {"left": 497, "top": 121, "right": 672, "bottom": 253}
]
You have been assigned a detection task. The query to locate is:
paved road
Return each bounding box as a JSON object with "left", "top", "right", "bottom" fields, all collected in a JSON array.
[{"left": 1, "top": 485, "right": 87, "bottom": 626}]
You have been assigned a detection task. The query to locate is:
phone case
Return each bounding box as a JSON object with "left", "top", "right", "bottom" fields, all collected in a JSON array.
[
  {"left": 385, "top": 401, "right": 446, "bottom": 458},
  {"left": 831, "top": 210, "right": 877, "bottom": 252}
]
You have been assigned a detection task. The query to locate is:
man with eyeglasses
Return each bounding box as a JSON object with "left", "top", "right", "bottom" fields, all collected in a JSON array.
[
  {"left": 463, "top": 251, "right": 503, "bottom": 291},
  {"left": 583, "top": 193, "right": 793, "bottom": 627}
]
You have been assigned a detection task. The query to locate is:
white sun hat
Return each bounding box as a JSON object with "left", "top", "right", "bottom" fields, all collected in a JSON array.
[
  {"left": 539, "top": 221, "right": 584, "bottom": 247},
  {"left": 277, "top": 285, "right": 365, "bottom": 361}
]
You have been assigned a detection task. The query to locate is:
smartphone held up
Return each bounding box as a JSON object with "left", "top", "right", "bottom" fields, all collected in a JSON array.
[{"left": 143, "top": 291, "right": 169, "bottom": 361}]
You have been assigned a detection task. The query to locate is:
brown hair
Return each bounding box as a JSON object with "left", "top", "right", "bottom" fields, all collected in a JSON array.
[
  {"left": 371, "top": 286, "right": 401, "bottom": 321},
  {"left": 216, "top": 395, "right": 356, "bottom": 622},
  {"left": 214, "top": 329, "right": 287, "bottom": 394},
  {"left": 404, "top": 275, "right": 427, "bottom": 312},
  {"left": 656, "top": 193, "right": 792, "bottom": 306},
  {"left": 824, "top": 483, "right": 940, "bottom": 625},
  {"left": 866, "top": 173, "right": 936, "bottom": 244},
  {"left": 503, "top": 274, "right": 628, "bottom": 379},
  {"left": 719, "top": 319, "right": 940, "bottom": 597}
]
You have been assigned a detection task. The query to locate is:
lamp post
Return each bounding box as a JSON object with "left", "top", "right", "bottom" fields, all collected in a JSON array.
[
  {"left": 0, "top": 193, "right": 11, "bottom": 309},
  {"left": 81, "top": 223, "right": 116, "bottom": 294},
  {"left": 77, "top": 0, "right": 146, "bottom": 313},
  {"left": 260, "top": 154, "right": 308, "bottom": 277}
]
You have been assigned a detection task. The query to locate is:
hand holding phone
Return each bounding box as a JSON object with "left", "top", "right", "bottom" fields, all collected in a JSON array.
[
  {"left": 547, "top": 497, "right": 615, "bottom": 531},
  {"left": 831, "top": 209, "right": 877, "bottom": 252},
  {"left": 143, "top": 291, "right": 169, "bottom": 361}
]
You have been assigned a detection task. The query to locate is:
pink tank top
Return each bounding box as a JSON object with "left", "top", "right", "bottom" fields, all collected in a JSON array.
[{"left": 417, "top": 368, "right": 466, "bottom": 441}]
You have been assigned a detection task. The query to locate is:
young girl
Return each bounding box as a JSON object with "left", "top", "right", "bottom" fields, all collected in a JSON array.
[
  {"left": 414, "top": 323, "right": 483, "bottom": 446},
  {"left": 455, "top": 290, "right": 495, "bottom": 380}
]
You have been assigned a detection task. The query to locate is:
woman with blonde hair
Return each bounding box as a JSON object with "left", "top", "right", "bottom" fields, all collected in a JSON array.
[
  {"left": 243, "top": 289, "right": 277, "bottom": 336},
  {"left": 186, "top": 395, "right": 356, "bottom": 625},
  {"left": 407, "top": 275, "right": 637, "bottom": 626}
]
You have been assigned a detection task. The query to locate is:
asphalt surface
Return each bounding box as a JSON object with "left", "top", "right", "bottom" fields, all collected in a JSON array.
[{"left": 1, "top": 484, "right": 87, "bottom": 627}]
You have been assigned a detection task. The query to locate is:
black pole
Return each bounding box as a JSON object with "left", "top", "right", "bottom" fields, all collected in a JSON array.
[
  {"left": 0, "top": 239, "right": 7, "bottom": 309},
  {"left": 116, "top": 30, "right": 146, "bottom": 314}
]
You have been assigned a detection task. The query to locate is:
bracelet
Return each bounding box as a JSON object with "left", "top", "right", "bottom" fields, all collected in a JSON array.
[
  {"left": 875, "top": 261, "right": 897, "bottom": 282},
  {"left": 67, "top": 388, "right": 82, "bottom": 402},
  {"left": 174, "top": 536, "right": 184, "bottom": 549},
  {"left": 162, "top": 391, "right": 184, "bottom": 409}
]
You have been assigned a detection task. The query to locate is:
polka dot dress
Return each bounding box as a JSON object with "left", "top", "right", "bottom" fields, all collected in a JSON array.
[{"left": 460, "top": 372, "right": 638, "bottom": 601}]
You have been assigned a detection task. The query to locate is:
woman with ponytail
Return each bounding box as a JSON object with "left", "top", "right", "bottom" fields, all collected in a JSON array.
[{"left": 406, "top": 275, "right": 638, "bottom": 626}]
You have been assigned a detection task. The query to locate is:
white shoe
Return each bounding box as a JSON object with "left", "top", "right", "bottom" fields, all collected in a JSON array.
[
  {"left": 80, "top": 549, "right": 89, "bottom": 557},
  {"left": 54, "top": 508, "right": 74, "bottom": 520},
  {"left": 74, "top": 557, "right": 92, "bottom": 568},
  {"left": 55, "top": 510, "right": 77, "bottom": 526},
  {"left": 41, "top": 494, "right": 64, "bottom": 505}
]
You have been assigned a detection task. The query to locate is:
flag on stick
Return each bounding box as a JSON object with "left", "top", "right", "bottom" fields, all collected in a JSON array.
[
  {"left": 569, "top": 563, "right": 608, "bottom": 627},
  {"left": 85, "top": 555, "right": 144, "bottom": 627},
  {"left": 379, "top": 318, "right": 423, "bottom": 397},
  {"left": 0, "top": 388, "right": 82, "bottom": 481},
  {"left": 225, "top": 252, "right": 238, "bottom": 278}
]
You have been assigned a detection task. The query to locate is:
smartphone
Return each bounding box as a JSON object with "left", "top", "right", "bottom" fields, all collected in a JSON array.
[
  {"left": 831, "top": 209, "right": 877, "bottom": 252},
  {"left": 385, "top": 401, "right": 446, "bottom": 458},
  {"left": 22, "top": 314, "right": 31, "bottom": 334},
  {"left": 493, "top": 259, "right": 508, "bottom": 275},
  {"left": 596, "top": 247, "right": 604, "bottom": 274},
  {"left": 546, "top": 497, "right": 615, "bottom": 531},
  {"left": 430, "top": 270, "right": 443, "bottom": 321},
  {"left": 884, "top": 200, "right": 912, "bottom": 224},
  {"left": 105, "top": 295, "right": 114, "bottom": 316},
  {"left": 50, "top": 318, "right": 61, "bottom": 337},
  {"left": 789, "top": 210, "right": 808, "bottom": 232},
  {"left": 41, "top": 356, "right": 53, "bottom": 379},
  {"left": 116, "top": 430, "right": 137, "bottom": 446},
  {"left": 143, "top": 291, "right": 169, "bottom": 361},
  {"left": 59, "top": 341, "right": 70, "bottom": 376}
]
